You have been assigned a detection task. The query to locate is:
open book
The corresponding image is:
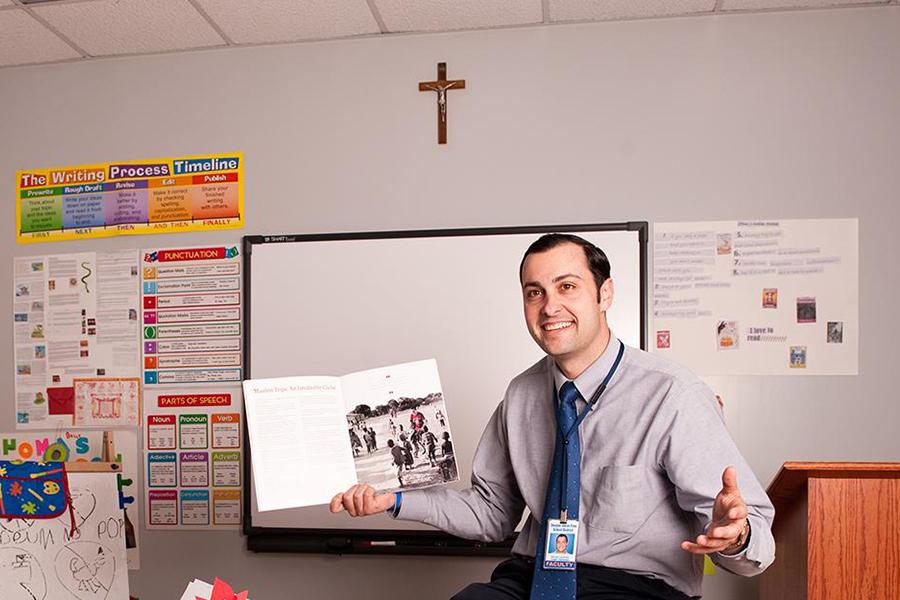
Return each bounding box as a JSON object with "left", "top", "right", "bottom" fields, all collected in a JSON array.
[{"left": 243, "top": 359, "right": 458, "bottom": 511}]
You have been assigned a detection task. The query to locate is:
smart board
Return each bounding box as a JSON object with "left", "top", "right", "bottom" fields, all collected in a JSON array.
[{"left": 243, "top": 224, "right": 647, "bottom": 554}]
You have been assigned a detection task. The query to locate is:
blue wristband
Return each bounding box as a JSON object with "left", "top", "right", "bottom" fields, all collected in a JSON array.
[{"left": 389, "top": 491, "right": 402, "bottom": 518}]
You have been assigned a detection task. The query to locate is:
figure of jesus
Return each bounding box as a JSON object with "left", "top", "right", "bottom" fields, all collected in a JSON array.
[{"left": 423, "top": 81, "right": 458, "bottom": 123}]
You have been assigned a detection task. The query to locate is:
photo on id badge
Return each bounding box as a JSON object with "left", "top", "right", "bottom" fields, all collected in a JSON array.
[{"left": 544, "top": 520, "right": 578, "bottom": 569}]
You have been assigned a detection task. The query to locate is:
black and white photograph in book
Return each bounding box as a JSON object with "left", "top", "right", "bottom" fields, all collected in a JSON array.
[{"left": 342, "top": 359, "right": 458, "bottom": 492}]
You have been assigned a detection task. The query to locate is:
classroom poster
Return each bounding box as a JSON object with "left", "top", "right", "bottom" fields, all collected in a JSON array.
[
  {"left": 73, "top": 378, "right": 141, "bottom": 428},
  {"left": 651, "top": 218, "right": 858, "bottom": 375},
  {"left": 13, "top": 250, "right": 141, "bottom": 429},
  {"left": 0, "top": 471, "right": 130, "bottom": 600},
  {"left": 16, "top": 153, "right": 244, "bottom": 244},
  {"left": 0, "top": 429, "right": 141, "bottom": 569},
  {"left": 143, "top": 388, "right": 243, "bottom": 529},
  {"left": 141, "top": 244, "right": 243, "bottom": 386}
]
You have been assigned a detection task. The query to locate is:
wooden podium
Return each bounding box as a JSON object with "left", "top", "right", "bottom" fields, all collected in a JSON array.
[{"left": 760, "top": 462, "right": 900, "bottom": 600}]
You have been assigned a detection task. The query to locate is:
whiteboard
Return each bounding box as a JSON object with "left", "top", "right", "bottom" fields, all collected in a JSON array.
[{"left": 242, "top": 224, "right": 647, "bottom": 548}]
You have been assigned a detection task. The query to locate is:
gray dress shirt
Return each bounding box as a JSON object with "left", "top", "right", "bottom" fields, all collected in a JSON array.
[{"left": 396, "top": 333, "right": 775, "bottom": 597}]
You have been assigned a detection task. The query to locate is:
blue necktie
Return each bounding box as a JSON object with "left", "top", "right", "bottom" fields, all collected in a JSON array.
[{"left": 530, "top": 380, "right": 581, "bottom": 600}]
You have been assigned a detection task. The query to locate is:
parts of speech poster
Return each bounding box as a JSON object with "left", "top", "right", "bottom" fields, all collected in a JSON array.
[
  {"left": 141, "top": 244, "right": 242, "bottom": 386},
  {"left": 143, "top": 388, "right": 243, "bottom": 530},
  {"left": 16, "top": 153, "right": 243, "bottom": 244}
]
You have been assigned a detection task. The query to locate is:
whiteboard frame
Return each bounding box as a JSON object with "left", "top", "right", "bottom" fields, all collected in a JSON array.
[{"left": 241, "top": 222, "right": 648, "bottom": 555}]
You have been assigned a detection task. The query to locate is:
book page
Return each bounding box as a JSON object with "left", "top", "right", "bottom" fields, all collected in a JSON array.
[
  {"left": 243, "top": 376, "right": 356, "bottom": 511},
  {"left": 339, "top": 359, "right": 459, "bottom": 492}
]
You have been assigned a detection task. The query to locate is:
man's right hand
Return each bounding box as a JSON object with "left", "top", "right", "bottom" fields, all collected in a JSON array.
[{"left": 329, "top": 484, "right": 395, "bottom": 517}]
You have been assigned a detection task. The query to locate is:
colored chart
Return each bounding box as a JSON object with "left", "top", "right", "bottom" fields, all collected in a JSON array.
[
  {"left": 141, "top": 245, "right": 243, "bottom": 385},
  {"left": 16, "top": 153, "right": 243, "bottom": 244}
]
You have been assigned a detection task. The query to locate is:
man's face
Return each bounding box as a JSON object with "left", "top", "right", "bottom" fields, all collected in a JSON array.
[
  {"left": 555, "top": 535, "right": 568, "bottom": 553},
  {"left": 521, "top": 243, "right": 613, "bottom": 377}
]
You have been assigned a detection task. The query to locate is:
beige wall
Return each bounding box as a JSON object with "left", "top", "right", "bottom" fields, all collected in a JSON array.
[{"left": 1, "top": 6, "right": 898, "bottom": 599}]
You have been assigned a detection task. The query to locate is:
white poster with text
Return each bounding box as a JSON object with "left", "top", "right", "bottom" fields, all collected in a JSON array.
[{"left": 651, "top": 219, "right": 858, "bottom": 375}]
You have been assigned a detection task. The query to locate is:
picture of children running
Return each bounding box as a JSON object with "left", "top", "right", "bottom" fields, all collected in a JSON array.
[{"left": 341, "top": 359, "right": 459, "bottom": 492}]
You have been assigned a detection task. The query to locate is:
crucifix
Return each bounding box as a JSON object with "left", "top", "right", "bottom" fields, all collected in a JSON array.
[{"left": 418, "top": 62, "right": 466, "bottom": 144}]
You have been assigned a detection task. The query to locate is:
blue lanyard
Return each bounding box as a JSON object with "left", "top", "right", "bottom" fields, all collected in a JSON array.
[{"left": 559, "top": 340, "right": 625, "bottom": 521}]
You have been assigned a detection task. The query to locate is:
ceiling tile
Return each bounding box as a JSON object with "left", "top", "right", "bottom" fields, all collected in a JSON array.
[
  {"left": 549, "top": 0, "right": 716, "bottom": 22},
  {"left": 0, "top": 9, "right": 81, "bottom": 67},
  {"left": 374, "top": 0, "right": 543, "bottom": 33},
  {"left": 721, "top": 0, "right": 889, "bottom": 9},
  {"left": 195, "top": 0, "right": 379, "bottom": 44},
  {"left": 32, "top": 0, "right": 225, "bottom": 57}
]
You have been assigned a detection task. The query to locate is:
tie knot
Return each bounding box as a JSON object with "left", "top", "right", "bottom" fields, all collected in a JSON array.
[{"left": 559, "top": 381, "right": 580, "bottom": 407}]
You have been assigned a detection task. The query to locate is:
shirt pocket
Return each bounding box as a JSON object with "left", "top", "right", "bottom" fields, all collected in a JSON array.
[{"left": 582, "top": 465, "right": 647, "bottom": 534}]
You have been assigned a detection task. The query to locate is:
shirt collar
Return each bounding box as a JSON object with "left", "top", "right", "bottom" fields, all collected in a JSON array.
[{"left": 551, "top": 330, "right": 621, "bottom": 401}]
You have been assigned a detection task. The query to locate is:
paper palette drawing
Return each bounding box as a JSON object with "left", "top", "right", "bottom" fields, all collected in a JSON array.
[{"left": 0, "top": 472, "right": 128, "bottom": 600}]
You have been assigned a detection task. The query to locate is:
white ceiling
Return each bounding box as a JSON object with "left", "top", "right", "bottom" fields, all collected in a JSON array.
[{"left": 0, "top": 0, "right": 896, "bottom": 68}]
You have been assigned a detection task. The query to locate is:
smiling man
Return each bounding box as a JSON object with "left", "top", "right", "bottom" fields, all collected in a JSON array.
[{"left": 331, "top": 233, "right": 775, "bottom": 599}]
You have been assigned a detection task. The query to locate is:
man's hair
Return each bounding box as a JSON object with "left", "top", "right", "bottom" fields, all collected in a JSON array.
[
  {"left": 519, "top": 233, "right": 611, "bottom": 299},
  {"left": 556, "top": 534, "right": 568, "bottom": 542}
]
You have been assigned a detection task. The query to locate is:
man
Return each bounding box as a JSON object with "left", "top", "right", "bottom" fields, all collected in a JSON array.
[
  {"left": 554, "top": 534, "right": 569, "bottom": 554},
  {"left": 332, "top": 234, "right": 775, "bottom": 599}
]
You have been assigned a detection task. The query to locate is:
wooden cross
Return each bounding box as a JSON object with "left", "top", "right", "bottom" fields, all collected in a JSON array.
[{"left": 418, "top": 62, "right": 466, "bottom": 144}]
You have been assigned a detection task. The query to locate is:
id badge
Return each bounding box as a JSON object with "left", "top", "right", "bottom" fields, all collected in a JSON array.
[{"left": 542, "top": 519, "right": 578, "bottom": 570}]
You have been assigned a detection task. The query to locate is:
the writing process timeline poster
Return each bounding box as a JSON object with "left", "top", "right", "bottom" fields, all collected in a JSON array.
[{"left": 17, "top": 153, "right": 243, "bottom": 244}]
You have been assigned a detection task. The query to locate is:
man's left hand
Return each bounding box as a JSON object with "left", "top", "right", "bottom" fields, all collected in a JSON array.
[{"left": 681, "top": 465, "right": 749, "bottom": 555}]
